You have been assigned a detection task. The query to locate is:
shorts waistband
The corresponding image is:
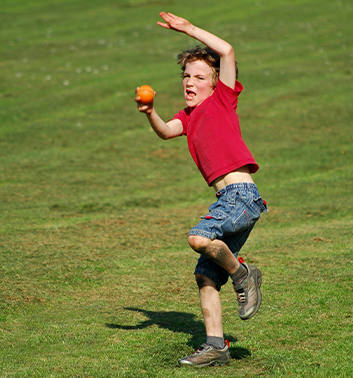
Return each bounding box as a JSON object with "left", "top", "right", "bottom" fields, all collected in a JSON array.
[{"left": 216, "top": 182, "right": 258, "bottom": 197}]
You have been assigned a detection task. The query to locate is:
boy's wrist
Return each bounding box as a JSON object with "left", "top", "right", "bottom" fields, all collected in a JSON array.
[
  {"left": 145, "top": 107, "right": 155, "bottom": 116},
  {"left": 185, "top": 24, "right": 197, "bottom": 37}
]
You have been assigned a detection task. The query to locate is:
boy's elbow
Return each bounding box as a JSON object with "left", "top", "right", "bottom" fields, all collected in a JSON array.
[
  {"left": 157, "top": 131, "right": 173, "bottom": 140},
  {"left": 225, "top": 45, "right": 234, "bottom": 58},
  {"left": 160, "top": 133, "right": 175, "bottom": 140},
  {"left": 219, "top": 44, "right": 235, "bottom": 61}
]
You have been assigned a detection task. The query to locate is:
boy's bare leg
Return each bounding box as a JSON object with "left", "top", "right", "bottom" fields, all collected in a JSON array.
[
  {"left": 188, "top": 235, "right": 240, "bottom": 274},
  {"left": 189, "top": 235, "right": 262, "bottom": 321},
  {"left": 178, "top": 275, "right": 231, "bottom": 366},
  {"left": 195, "top": 274, "right": 223, "bottom": 337}
]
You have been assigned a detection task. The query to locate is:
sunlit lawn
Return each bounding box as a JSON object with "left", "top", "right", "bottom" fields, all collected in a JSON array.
[{"left": 1, "top": 0, "right": 352, "bottom": 377}]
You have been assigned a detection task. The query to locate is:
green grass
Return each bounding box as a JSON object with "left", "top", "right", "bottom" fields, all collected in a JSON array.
[{"left": 1, "top": 0, "right": 353, "bottom": 376}]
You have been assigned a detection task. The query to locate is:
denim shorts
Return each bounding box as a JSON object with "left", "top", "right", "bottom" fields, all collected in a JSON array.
[{"left": 189, "top": 183, "right": 268, "bottom": 290}]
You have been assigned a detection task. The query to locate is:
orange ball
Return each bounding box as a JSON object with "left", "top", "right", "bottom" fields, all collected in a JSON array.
[{"left": 137, "top": 85, "right": 155, "bottom": 104}]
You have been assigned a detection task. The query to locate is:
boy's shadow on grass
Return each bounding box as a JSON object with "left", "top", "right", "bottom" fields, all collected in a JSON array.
[{"left": 106, "top": 307, "right": 250, "bottom": 360}]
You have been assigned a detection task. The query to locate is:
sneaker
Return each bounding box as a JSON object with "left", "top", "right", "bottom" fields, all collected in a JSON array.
[
  {"left": 178, "top": 343, "right": 230, "bottom": 367},
  {"left": 233, "top": 262, "right": 262, "bottom": 320}
]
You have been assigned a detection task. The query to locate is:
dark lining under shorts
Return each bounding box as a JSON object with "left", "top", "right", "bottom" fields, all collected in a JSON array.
[{"left": 188, "top": 182, "right": 268, "bottom": 291}]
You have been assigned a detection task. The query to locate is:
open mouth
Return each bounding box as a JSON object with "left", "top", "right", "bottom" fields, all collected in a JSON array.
[{"left": 186, "top": 89, "right": 196, "bottom": 100}]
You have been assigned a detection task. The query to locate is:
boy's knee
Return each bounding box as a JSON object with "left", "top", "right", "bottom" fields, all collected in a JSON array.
[{"left": 188, "top": 235, "right": 211, "bottom": 253}]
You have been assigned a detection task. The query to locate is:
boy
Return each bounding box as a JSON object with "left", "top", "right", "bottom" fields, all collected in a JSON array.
[{"left": 135, "top": 12, "right": 268, "bottom": 367}]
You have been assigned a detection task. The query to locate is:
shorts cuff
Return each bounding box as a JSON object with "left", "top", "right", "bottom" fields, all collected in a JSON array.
[
  {"left": 188, "top": 228, "right": 214, "bottom": 239},
  {"left": 194, "top": 267, "right": 223, "bottom": 291}
]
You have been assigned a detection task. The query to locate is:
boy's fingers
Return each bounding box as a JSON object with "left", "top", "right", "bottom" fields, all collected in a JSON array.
[
  {"left": 157, "top": 22, "right": 170, "bottom": 29},
  {"left": 158, "top": 13, "right": 171, "bottom": 27},
  {"left": 159, "top": 11, "right": 171, "bottom": 18},
  {"left": 158, "top": 12, "right": 168, "bottom": 21},
  {"left": 159, "top": 11, "right": 178, "bottom": 24}
]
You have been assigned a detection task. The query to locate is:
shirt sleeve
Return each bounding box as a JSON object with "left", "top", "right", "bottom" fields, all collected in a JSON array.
[
  {"left": 214, "top": 80, "right": 243, "bottom": 111},
  {"left": 170, "top": 108, "right": 189, "bottom": 136}
]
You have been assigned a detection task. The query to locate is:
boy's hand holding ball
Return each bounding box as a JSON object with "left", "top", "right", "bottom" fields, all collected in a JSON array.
[
  {"left": 135, "top": 85, "right": 155, "bottom": 114},
  {"left": 137, "top": 85, "right": 155, "bottom": 103}
]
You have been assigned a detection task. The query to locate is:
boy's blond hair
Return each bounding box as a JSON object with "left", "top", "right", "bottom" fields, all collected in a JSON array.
[{"left": 177, "top": 45, "right": 238, "bottom": 87}]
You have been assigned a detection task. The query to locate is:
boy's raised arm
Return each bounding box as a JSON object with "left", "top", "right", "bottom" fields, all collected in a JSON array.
[{"left": 158, "top": 12, "right": 236, "bottom": 89}]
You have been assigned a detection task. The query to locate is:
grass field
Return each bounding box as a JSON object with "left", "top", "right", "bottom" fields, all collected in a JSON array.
[{"left": 1, "top": 0, "right": 353, "bottom": 377}]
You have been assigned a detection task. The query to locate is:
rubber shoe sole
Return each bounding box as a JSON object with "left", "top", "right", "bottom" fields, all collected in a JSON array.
[{"left": 178, "top": 343, "right": 230, "bottom": 367}]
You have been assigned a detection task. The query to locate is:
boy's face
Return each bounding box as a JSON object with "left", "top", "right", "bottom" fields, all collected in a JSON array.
[{"left": 183, "top": 60, "right": 215, "bottom": 107}]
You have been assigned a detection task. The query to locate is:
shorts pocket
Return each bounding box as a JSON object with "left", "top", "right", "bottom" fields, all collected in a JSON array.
[
  {"left": 200, "top": 210, "right": 233, "bottom": 239},
  {"left": 233, "top": 208, "right": 254, "bottom": 231},
  {"left": 253, "top": 197, "right": 269, "bottom": 213},
  {"left": 201, "top": 210, "right": 227, "bottom": 221},
  {"left": 241, "top": 198, "right": 263, "bottom": 228}
]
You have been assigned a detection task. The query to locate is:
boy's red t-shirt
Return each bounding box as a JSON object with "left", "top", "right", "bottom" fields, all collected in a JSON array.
[{"left": 172, "top": 79, "right": 259, "bottom": 186}]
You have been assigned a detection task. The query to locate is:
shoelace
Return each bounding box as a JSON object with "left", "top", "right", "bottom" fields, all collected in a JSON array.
[
  {"left": 193, "top": 345, "right": 206, "bottom": 354},
  {"left": 237, "top": 290, "right": 246, "bottom": 303},
  {"left": 236, "top": 257, "right": 247, "bottom": 304}
]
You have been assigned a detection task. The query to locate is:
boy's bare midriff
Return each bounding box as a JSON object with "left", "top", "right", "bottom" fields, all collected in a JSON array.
[{"left": 212, "top": 165, "right": 254, "bottom": 192}]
